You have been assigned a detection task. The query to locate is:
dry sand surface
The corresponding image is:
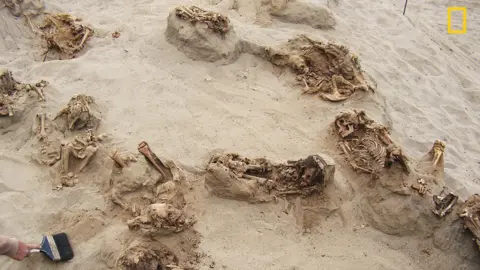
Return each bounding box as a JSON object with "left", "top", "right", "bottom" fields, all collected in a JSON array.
[{"left": 0, "top": 0, "right": 480, "bottom": 269}]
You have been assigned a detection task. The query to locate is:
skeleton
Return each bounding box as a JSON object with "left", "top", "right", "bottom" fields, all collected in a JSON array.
[
  {"left": 59, "top": 129, "right": 104, "bottom": 174},
  {"left": 174, "top": 6, "right": 230, "bottom": 34},
  {"left": 0, "top": 69, "right": 47, "bottom": 117},
  {"left": 54, "top": 94, "right": 99, "bottom": 131},
  {"left": 265, "top": 35, "right": 375, "bottom": 102},
  {"left": 432, "top": 191, "right": 458, "bottom": 217},
  {"left": 205, "top": 153, "right": 335, "bottom": 202},
  {"left": 126, "top": 203, "right": 195, "bottom": 236},
  {"left": 116, "top": 241, "right": 183, "bottom": 270},
  {"left": 109, "top": 144, "right": 188, "bottom": 217},
  {"left": 38, "top": 13, "right": 93, "bottom": 60},
  {"left": 334, "top": 109, "right": 410, "bottom": 175},
  {"left": 459, "top": 194, "right": 480, "bottom": 248}
]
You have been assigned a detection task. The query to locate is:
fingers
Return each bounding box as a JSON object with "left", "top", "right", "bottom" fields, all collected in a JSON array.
[{"left": 26, "top": 243, "right": 41, "bottom": 249}]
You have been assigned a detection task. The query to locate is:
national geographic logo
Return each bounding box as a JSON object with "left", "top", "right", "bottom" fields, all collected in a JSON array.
[{"left": 447, "top": 6, "right": 467, "bottom": 34}]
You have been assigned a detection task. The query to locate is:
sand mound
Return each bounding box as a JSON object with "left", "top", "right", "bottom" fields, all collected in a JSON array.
[
  {"left": 165, "top": 6, "right": 241, "bottom": 63},
  {"left": 269, "top": 0, "right": 336, "bottom": 29},
  {"left": 117, "top": 240, "right": 183, "bottom": 270},
  {"left": 0, "top": 69, "right": 47, "bottom": 129},
  {"left": 265, "top": 35, "right": 375, "bottom": 101},
  {"left": 205, "top": 152, "right": 335, "bottom": 203}
]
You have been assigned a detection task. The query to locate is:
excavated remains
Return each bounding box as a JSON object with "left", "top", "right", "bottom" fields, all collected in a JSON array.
[
  {"left": 53, "top": 94, "right": 100, "bottom": 132},
  {"left": 38, "top": 13, "right": 93, "bottom": 60},
  {"left": 174, "top": 5, "right": 230, "bottom": 35},
  {"left": 116, "top": 240, "right": 183, "bottom": 270},
  {"left": 58, "top": 129, "right": 105, "bottom": 177},
  {"left": 433, "top": 191, "right": 458, "bottom": 218},
  {"left": 359, "top": 137, "right": 457, "bottom": 235},
  {"left": 332, "top": 109, "right": 461, "bottom": 235},
  {"left": 107, "top": 141, "right": 195, "bottom": 236},
  {"left": 0, "top": 69, "right": 47, "bottom": 129},
  {"left": 165, "top": 6, "right": 240, "bottom": 63},
  {"left": 31, "top": 99, "right": 105, "bottom": 187},
  {"left": 205, "top": 153, "right": 335, "bottom": 203},
  {"left": 459, "top": 194, "right": 480, "bottom": 249},
  {"left": 0, "top": 69, "right": 47, "bottom": 116},
  {"left": 333, "top": 109, "right": 409, "bottom": 175},
  {"left": 265, "top": 35, "right": 375, "bottom": 101}
]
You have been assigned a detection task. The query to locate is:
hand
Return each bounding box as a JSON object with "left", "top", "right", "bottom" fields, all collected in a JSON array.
[{"left": 12, "top": 241, "right": 40, "bottom": 261}]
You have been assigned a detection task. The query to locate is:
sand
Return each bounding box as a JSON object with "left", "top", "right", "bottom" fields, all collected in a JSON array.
[{"left": 0, "top": 0, "right": 480, "bottom": 269}]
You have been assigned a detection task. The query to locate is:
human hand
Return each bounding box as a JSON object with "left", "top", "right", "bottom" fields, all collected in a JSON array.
[{"left": 12, "top": 241, "right": 40, "bottom": 261}]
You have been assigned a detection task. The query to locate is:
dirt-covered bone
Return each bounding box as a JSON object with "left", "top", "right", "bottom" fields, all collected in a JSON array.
[
  {"left": 32, "top": 112, "right": 47, "bottom": 139},
  {"left": 459, "top": 194, "right": 480, "bottom": 248},
  {"left": 411, "top": 178, "right": 427, "bottom": 196},
  {"left": 138, "top": 141, "right": 175, "bottom": 181},
  {"left": 54, "top": 94, "right": 100, "bottom": 131},
  {"left": 127, "top": 203, "right": 195, "bottom": 236},
  {"left": 417, "top": 139, "right": 446, "bottom": 181},
  {"left": 38, "top": 13, "right": 93, "bottom": 60},
  {"left": 0, "top": 69, "right": 47, "bottom": 117},
  {"left": 205, "top": 153, "right": 335, "bottom": 203},
  {"left": 59, "top": 129, "right": 104, "bottom": 175},
  {"left": 116, "top": 240, "right": 182, "bottom": 270},
  {"left": 108, "top": 142, "right": 189, "bottom": 216},
  {"left": 165, "top": 5, "right": 240, "bottom": 63},
  {"left": 174, "top": 5, "right": 230, "bottom": 34},
  {"left": 359, "top": 137, "right": 457, "bottom": 235},
  {"left": 109, "top": 149, "right": 137, "bottom": 169},
  {"left": 334, "top": 109, "right": 409, "bottom": 175},
  {"left": 432, "top": 191, "right": 458, "bottom": 218},
  {"left": 265, "top": 35, "right": 375, "bottom": 102}
]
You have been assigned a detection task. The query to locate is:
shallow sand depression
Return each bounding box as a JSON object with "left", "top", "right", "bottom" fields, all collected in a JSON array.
[{"left": 0, "top": 0, "right": 480, "bottom": 269}]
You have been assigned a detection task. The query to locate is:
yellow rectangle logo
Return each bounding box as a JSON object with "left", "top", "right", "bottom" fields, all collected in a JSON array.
[{"left": 447, "top": 7, "right": 467, "bottom": 34}]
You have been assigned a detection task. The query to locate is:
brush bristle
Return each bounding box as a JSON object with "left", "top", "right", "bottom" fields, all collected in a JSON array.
[
  {"left": 41, "top": 233, "right": 74, "bottom": 261},
  {"left": 52, "top": 233, "right": 74, "bottom": 261}
]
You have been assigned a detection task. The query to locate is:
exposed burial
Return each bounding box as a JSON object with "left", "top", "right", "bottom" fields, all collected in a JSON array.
[
  {"left": 205, "top": 152, "right": 335, "bottom": 203},
  {"left": 265, "top": 35, "right": 376, "bottom": 102},
  {"left": 38, "top": 13, "right": 93, "bottom": 60},
  {"left": 107, "top": 141, "right": 195, "bottom": 236},
  {"left": 165, "top": 5, "right": 241, "bottom": 63},
  {"left": 0, "top": 69, "right": 47, "bottom": 128}
]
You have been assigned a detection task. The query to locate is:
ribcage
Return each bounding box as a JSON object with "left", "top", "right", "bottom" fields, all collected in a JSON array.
[{"left": 360, "top": 136, "right": 386, "bottom": 168}]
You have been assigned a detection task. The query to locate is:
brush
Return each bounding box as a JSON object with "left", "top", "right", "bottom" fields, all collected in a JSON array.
[{"left": 30, "top": 233, "right": 74, "bottom": 262}]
